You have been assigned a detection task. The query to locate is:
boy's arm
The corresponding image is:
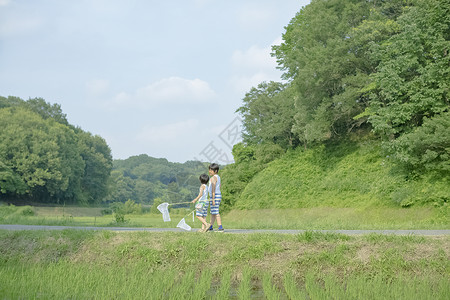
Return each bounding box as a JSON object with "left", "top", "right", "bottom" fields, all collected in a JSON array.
[
  {"left": 210, "top": 177, "right": 216, "bottom": 206},
  {"left": 191, "top": 186, "right": 204, "bottom": 203}
]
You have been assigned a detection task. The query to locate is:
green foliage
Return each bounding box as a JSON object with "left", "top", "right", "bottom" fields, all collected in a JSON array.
[
  {"left": 0, "top": 96, "right": 112, "bottom": 204},
  {"left": 123, "top": 199, "right": 142, "bottom": 214},
  {"left": 0, "top": 205, "right": 34, "bottom": 222},
  {"left": 233, "top": 138, "right": 449, "bottom": 209},
  {"left": 237, "top": 82, "right": 297, "bottom": 148},
  {"left": 109, "top": 200, "right": 141, "bottom": 224},
  {"left": 150, "top": 197, "right": 163, "bottom": 214},
  {"left": 296, "top": 231, "right": 351, "bottom": 243},
  {"left": 367, "top": 0, "right": 449, "bottom": 140},
  {"left": 100, "top": 208, "right": 112, "bottom": 215},
  {"left": 234, "top": 0, "right": 447, "bottom": 193},
  {"left": 109, "top": 155, "right": 208, "bottom": 205},
  {"left": 388, "top": 111, "right": 450, "bottom": 174},
  {"left": 0, "top": 161, "right": 27, "bottom": 194},
  {"left": 76, "top": 129, "right": 112, "bottom": 204},
  {"left": 270, "top": 0, "right": 406, "bottom": 146},
  {"left": 221, "top": 142, "right": 285, "bottom": 208},
  {"left": 1, "top": 230, "right": 448, "bottom": 299}
]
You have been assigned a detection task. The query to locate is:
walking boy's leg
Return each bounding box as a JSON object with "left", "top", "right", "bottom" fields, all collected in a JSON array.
[
  {"left": 216, "top": 214, "right": 222, "bottom": 227},
  {"left": 196, "top": 216, "right": 210, "bottom": 232},
  {"left": 210, "top": 199, "right": 223, "bottom": 231}
]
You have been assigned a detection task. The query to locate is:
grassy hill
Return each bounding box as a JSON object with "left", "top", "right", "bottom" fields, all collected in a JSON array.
[{"left": 233, "top": 137, "right": 449, "bottom": 211}]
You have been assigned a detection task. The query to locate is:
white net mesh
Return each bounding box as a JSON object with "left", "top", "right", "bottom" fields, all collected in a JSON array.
[
  {"left": 176, "top": 218, "right": 191, "bottom": 231},
  {"left": 157, "top": 202, "right": 171, "bottom": 222}
]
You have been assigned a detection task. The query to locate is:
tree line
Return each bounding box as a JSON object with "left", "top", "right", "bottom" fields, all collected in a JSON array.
[
  {"left": 0, "top": 96, "right": 112, "bottom": 204},
  {"left": 108, "top": 155, "right": 208, "bottom": 205},
  {"left": 0, "top": 96, "right": 210, "bottom": 205},
  {"left": 222, "top": 0, "right": 449, "bottom": 204}
]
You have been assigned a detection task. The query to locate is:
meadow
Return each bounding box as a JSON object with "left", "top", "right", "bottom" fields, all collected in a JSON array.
[
  {"left": 1, "top": 203, "right": 448, "bottom": 230},
  {"left": 0, "top": 229, "right": 449, "bottom": 299}
]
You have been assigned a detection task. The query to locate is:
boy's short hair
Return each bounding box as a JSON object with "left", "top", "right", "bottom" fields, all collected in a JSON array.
[
  {"left": 209, "top": 163, "right": 219, "bottom": 172},
  {"left": 199, "top": 174, "right": 209, "bottom": 184}
]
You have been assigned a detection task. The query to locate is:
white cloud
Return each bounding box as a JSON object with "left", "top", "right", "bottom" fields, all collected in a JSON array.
[
  {"left": 136, "top": 119, "right": 200, "bottom": 144},
  {"left": 231, "top": 44, "right": 277, "bottom": 72},
  {"left": 136, "top": 77, "right": 215, "bottom": 103},
  {"left": 111, "top": 77, "right": 216, "bottom": 109},
  {"left": 230, "top": 38, "right": 283, "bottom": 94},
  {"left": 230, "top": 72, "right": 273, "bottom": 95}
]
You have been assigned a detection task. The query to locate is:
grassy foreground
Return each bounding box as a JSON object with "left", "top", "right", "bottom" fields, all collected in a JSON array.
[{"left": 0, "top": 229, "right": 449, "bottom": 299}]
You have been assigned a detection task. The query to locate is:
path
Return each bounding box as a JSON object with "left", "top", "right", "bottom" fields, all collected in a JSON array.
[{"left": 1, "top": 224, "right": 449, "bottom": 235}]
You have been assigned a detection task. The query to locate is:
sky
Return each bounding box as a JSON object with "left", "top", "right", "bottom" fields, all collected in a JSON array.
[{"left": 0, "top": 0, "right": 310, "bottom": 163}]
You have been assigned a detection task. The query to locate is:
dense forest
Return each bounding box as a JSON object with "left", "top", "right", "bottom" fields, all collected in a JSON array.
[
  {"left": 108, "top": 156, "right": 208, "bottom": 205},
  {"left": 1, "top": 0, "right": 448, "bottom": 209},
  {"left": 0, "top": 96, "right": 112, "bottom": 205},
  {"left": 221, "top": 0, "right": 449, "bottom": 208}
]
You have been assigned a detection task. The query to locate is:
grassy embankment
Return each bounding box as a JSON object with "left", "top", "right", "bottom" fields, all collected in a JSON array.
[
  {"left": 230, "top": 138, "right": 449, "bottom": 229},
  {"left": 1, "top": 229, "right": 449, "bottom": 299}
]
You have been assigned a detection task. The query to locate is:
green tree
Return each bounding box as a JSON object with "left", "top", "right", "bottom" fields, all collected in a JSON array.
[
  {"left": 76, "top": 130, "right": 113, "bottom": 204},
  {"left": 366, "top": 0, "right": 449, "bottom": 138},
  {"left": 0, "top": 96, "right": 113, "bottom": 204},
  {"left": 389, "top": 111, "right": 450, "bottom": 174},
  {"left": 237, "top": 82, "right": 297, "bottom": 148},
  {"left": 0, "top": 161, "right": 27, "bottom": 195},
  {"left": 0, "top": 107, "right": 80, "bottom": 202},
  {"left": 273, "top": 0, "right": 408, "bottom": 147},
  {"left": 105, "top": 170, "right": 135, "bottom": 203}
]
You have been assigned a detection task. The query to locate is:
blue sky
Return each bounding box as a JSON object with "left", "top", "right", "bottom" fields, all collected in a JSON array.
[{"left": 0, "top": 0, "right": 310, "bottom": 163}]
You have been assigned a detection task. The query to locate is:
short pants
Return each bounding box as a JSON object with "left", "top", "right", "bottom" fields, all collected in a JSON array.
[
  {"left": 195, "top": 201, "right": 208, "bottom": 217},
  {"left": 209, "top": 193, "right": 222, "bottom": 215}
]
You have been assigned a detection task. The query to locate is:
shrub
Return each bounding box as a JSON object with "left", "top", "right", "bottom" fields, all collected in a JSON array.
[{"left": 101, "top": 208, "right": 112, "bottom": 215}]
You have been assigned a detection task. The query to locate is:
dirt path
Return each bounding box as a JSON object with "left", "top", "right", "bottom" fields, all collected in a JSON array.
[{"left": 1, "top": 224, "right": 449, "bottom": 235}]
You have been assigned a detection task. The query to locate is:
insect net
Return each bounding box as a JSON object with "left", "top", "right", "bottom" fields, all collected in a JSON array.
[
  {"left": 157, "top": 202, "right": 171, "bottom": 222},
  {"left": 176, "top": 218, "right": 191, "bottom": 231}
]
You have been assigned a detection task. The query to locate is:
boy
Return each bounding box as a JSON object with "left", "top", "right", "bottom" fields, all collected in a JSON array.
[
  {"left": 191, "top": 174, "right": 210, "bottom": 233},
  {"left": 207, "top": 163, "right": 224, "bottom": 232}
]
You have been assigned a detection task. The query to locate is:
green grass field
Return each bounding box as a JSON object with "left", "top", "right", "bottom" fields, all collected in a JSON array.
[
  {"left": 0, "top": 203, "right": 448, "bottom": 230},
  {"left": 1, "top": 230, "right": 448, "bottom": 299}
]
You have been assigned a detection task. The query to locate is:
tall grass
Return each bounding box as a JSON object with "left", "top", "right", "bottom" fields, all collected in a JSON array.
[
  {"left": 0, "top": 230, "right": 448, "bottom": 299},
  {"left": 2, "top": 263, "right": 448, "bottom": 299},
  {"left": 214, "top": 268, "right": 232, "bottom": 299},
  {"left": 237, "top": 267, "right": 252, "bottom": 300}
]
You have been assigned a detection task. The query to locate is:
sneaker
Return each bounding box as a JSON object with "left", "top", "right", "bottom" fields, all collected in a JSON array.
[
  {"left": 207, "top": 225, "right": 213, "bottom": 232},
  {"left": 217, "top": 226, "right": 224, "bottom": 232}
]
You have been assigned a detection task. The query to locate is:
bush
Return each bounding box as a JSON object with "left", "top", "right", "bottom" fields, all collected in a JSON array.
[
  {"left": 109, "top": 200, "right": 141, "bottom": 215},
  {"left": 101, "top": 208, "right": 112, "bottom": 215},
  {"left": 18, "top": 206, "right": 34, "bottom": 216},
  {"left": 150, "top": 198, "right": 163, "bottom": 214},
  {"left": 389, "top": 112, "right": 450, "bottom": 175},
  {"left": 123, "top": 199, "right": 142, "bottom": 214}
]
